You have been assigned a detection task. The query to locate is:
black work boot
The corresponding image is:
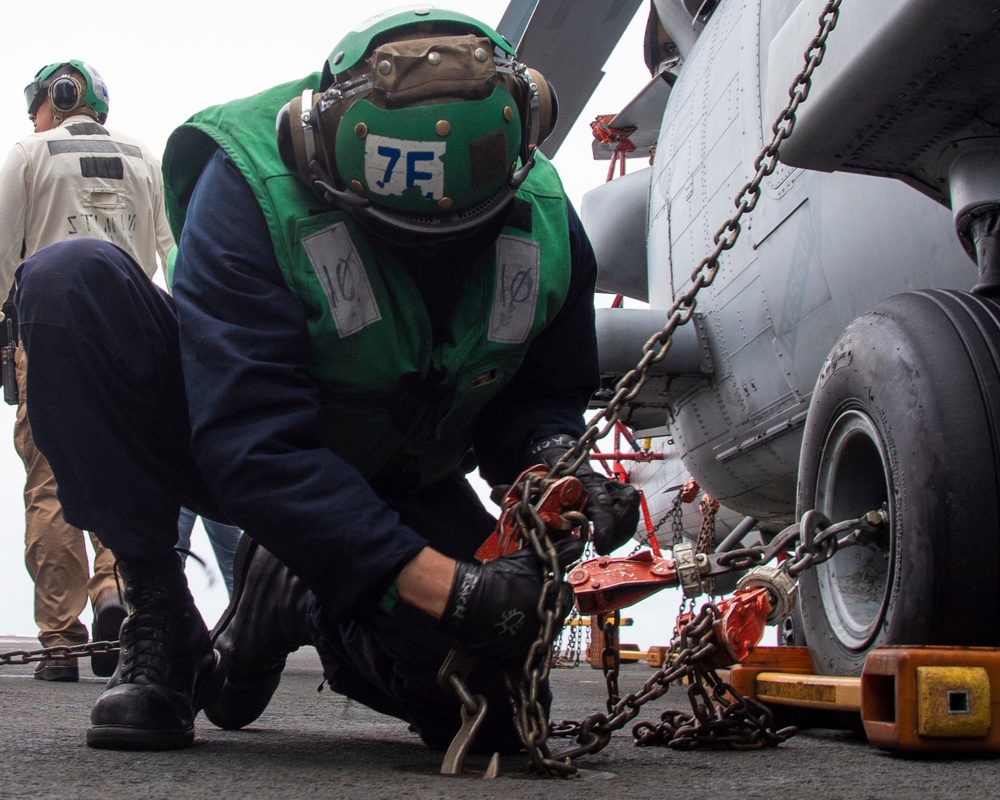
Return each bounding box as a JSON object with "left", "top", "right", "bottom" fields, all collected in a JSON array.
[
  {"left": 34, "top": 657, "right": 79, "bottom": 682},
  {"left": 204, "top": 537, "right": 312, "bottom": 730},
  {"left": 86, "top": 554, "right": 220, "bottom": 750},
  {"left": 91, "top": 586, "right": 128, "bottom": 678}
]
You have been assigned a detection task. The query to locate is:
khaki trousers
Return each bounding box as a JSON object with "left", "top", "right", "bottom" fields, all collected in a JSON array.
[{"left": 13, "top": 345, "right": 119, "bottom": 647}]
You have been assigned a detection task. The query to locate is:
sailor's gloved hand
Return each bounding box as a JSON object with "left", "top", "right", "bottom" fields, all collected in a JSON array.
[
  {"left": 529, "top": 435, "right": 641, "bottom": 555},
  {"left": 439, "top": 538, "right": 581, "bottom": 668}
]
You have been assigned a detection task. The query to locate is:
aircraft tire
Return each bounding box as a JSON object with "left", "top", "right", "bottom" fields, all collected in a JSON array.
[{"left": 796, "top": 289, "right": 1000, "bottom": 676}]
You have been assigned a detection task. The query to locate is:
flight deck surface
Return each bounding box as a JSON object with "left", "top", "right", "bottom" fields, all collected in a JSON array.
[{"left": 2, "top": 635, "right": 998, "bottom": 799}]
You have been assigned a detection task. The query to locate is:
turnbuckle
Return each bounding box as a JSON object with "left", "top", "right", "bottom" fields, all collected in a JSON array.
[
  {"left": 566, "top": 556, "right": 774, "bottom": 666},
  {"left": 565, "top": 517, "right": 805, "bottom": 616}
]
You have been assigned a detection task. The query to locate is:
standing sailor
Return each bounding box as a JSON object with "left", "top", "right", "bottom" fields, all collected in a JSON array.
[{"left": 0, "top": 60, "right": 174, "bottom": 681}]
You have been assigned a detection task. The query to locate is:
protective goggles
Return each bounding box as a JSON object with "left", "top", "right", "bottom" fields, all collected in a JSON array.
[{"left": 24, "top": 75, "right": 59, "bottom": 115}]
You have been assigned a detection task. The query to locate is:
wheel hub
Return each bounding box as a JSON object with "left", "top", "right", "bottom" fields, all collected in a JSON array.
[{"left": 814, "top": 409, "right": 893, "bottom": 651}]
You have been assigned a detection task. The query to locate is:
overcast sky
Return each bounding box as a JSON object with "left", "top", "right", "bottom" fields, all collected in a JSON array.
[{"left": 0, "top": 1, "right": 689, "bottom": 648}]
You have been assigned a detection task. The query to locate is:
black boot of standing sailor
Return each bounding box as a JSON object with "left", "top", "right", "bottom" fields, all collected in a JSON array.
[{"left": 87, "top": 554, "right": 221, "bottom": 750}]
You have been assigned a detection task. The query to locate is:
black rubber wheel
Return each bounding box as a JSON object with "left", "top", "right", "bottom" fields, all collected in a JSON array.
[{"left": 796, "top": 290, "right": 1000, "bottom": 676}]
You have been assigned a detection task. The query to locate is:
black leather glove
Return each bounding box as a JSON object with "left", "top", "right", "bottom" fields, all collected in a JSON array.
[
  {"left": 528, "top": 434, "right": 641, "bottom": 555},
  {"left": 438, "top": 538, "right": 582, "bottom": 668}
]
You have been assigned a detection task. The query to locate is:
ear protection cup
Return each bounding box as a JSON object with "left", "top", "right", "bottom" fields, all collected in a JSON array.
[
  {"left": 276, "top": 89, "right": 317, "bottom": 183},
  {"left": 49, "top": 75, "right": 84, "bottom": 115},
  {"left": 525, "top": 68, "right": 558, "bottom": 149},
  {"left": 498, "top": 65, "right": 557, "bottom": 168}
]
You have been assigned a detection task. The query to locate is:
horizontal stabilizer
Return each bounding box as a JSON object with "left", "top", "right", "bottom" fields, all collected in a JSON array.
[
  {"left": 593, "top": 71, "right": 675, "bottom": 160},
  {"left": 497, "top": 0, "right": 645, "bottom": 157}
]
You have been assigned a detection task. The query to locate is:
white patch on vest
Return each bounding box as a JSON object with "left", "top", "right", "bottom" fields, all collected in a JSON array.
[
  {"left": 489, "top": 235, "right": 540, "bottom": 344},
  {"left": 364, "top": 134, "right": 446, "bottom": 200},
  {"left": 302, "top": 223, "right": 382, "bottom": 337}
]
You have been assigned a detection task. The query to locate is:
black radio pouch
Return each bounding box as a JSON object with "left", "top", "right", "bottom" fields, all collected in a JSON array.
[{"left": 2, "top": 317, "right": 17, "bottom": 406}]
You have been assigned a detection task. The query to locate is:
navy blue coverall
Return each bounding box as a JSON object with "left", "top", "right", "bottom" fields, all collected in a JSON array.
[{"left": 15, "top": 148, "right": 600, "bottom": 750}]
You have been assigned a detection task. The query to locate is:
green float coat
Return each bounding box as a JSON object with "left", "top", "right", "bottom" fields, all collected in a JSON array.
[{"left": 163, "top": 76, "right": 572, "bottom": 489}]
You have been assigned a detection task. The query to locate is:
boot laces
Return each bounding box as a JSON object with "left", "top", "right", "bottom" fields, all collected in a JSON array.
[{"left": 118, "top": 584, "right": 206, "bottom": 685}]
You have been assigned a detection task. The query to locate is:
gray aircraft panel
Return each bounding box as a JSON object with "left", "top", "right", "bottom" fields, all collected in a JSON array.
[{"left": 772, "top": 0, "right": 1000, "bottom": 204}]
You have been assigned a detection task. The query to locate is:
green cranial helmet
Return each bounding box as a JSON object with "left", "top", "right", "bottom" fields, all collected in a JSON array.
[
  {"left": 277, "top": 7, "right": 558, "bottom": 243},
  {"left": 24, "top": 60, "right": 110, "bottom": 123}
]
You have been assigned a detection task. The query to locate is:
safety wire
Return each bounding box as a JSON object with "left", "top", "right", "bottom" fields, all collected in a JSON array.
[{"left": 506, "top": 0, "right": 843, "bottom": 777}]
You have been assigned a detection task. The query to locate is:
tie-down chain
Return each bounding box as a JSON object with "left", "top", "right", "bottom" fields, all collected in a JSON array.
[
  {"left": 437, "top": 0, "right": 846, "bottom": 777},
  {"left": 439, "top": 487, "right": 885, "bottom": 776},
  {"left": 0, "top": 640, "right": 118, "bottom": 668}
]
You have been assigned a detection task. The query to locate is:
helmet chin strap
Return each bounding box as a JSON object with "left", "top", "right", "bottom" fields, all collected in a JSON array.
[
  {"left": 510, "top": 150, "right": 536, "bottom": 190},
  {"left": 309, "top": 160, "right": 370, "bottom": 210},
  {"left": 51, "top": 109, "right": 84, "bottom": 126},
  {"left": 50, "top": 99, "right": 100, "bottom": 127}
]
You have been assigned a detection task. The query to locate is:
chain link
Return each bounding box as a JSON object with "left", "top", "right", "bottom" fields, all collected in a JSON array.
[
  {"left": 583, "top": 507, "right": 876, "bottom": 751},
  {"left": 0, "top": 640, "right": 118, "bottom": 667},
  {"left": 669, "top": 491, "right": 686, "bottom": 548},
  {"left": 630, "top": 482, "right": 686, "bottom": 556},
  {"left": 551, "top": 602, "right": 796, "bottom": 756},
  {"left": 712, "top": 508, "right": 884, "bottom": 580},
  {"left": 503, "top": 470, "right": 581, "bottom": 777},
  {"left": 696, "top": 494, "right": 720, "bottom": 596},
  {"left": 554, "top": 605, "right": 584, "bottom": 668}
]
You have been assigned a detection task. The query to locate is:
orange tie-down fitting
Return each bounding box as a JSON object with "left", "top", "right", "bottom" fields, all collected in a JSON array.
[
  {"left": 708, "top": 588, "right": 774, "bottom": 667},
  {"left": 567, "top": 552, "right": 774, "bottom": 668},
  {"left": 567, "top": 551, "right": 678, "bottom": 615},
  {"left": 475, "top": 466, "right": 589, "bottom": 563}
]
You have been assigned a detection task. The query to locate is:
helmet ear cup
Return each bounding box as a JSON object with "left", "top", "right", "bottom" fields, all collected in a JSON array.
[
  {"left": 526, "top": 68, "right": 557, "bottom": 150},
  {"left": 500, "top": 65, "right": 558, "bottom": 165},
  {"left": 276, "top": 90, "right": 317, "bottom": 183},
  {"left": 49, "top": 75, "right": 83, "bottom": 115}
]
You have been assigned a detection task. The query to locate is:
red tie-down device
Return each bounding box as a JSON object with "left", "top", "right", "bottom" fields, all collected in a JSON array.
[{"left": 475, "top": 466, "right": 789, "bottom": 668}]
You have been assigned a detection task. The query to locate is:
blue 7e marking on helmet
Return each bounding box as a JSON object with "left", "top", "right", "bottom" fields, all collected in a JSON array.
[
  {"left": 366, "top": 136, "right": 445, "bottom": 200},
  {"left": 372, "top": 145, "right": 438, "bottom": 192}
]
